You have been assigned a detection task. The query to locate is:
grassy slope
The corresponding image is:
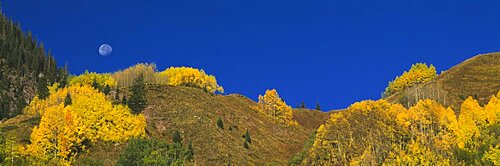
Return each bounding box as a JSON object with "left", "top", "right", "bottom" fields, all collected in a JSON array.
[
  {"left": 386, "top": 52, "right": 500, "bottom": 111},
  {"left": 142, "top": 85, "right": 328, "bottom": 165},
  {"left": 0, "top": 85, "right": 329, "bottom": 165}
]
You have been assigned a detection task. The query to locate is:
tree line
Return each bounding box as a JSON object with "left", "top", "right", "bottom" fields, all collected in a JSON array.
[{"left": 0, "top": 12, "right": 67, "bottom": 119}]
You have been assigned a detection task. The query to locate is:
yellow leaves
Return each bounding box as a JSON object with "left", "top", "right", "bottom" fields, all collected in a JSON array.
[
  {"left": 384, "top": 63, "right": 437, "bottom": 96},
  {"left": 483, "top": 146, "right": 500, "bottom": 165},
  {"left": 112, "top": 63, "right": 165, "bottom": 87},
  {"left": 69, "top": 70, "right": 117, "bottom": 88},
  {"left": 456, "top": 97, "right": 483, "bottom": 149},
  {"left": 158, "top": 66, "right": 224, "bottom": 93},
  {"left": 22, "top": 85, "right": 146, "bottom": 162},
  {"left": 484, "top": 95, "right": 500, "bottom": 125},
  {"left": 305, "top": 91, "right": 500, "bottom": 165},
  {"left": 256, "top": 89, "right": 297, "bottom": 126}
]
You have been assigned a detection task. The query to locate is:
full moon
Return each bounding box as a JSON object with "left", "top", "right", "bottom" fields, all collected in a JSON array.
[{"left": 99, "top": 44, "right": 112, "bottom": 56}]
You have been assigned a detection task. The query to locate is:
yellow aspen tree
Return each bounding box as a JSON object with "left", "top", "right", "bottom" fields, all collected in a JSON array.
[
  {"left": 257, "top": 89, "right": 298, "bottom": 126},
  {"left": 384, "top": 63, "right": 437, "bottom": 97},
  {"left": 158, "top": 66, "right": 223, "bottom": 93},
  {"left": 69, "top": 70, "right": 117, "bottom": 88},
  {"left": 23, "top": 85, "right": 146, "bottom": 163},
  {"left": 455, "top": 97, "right": 483, "bottom": 149}
]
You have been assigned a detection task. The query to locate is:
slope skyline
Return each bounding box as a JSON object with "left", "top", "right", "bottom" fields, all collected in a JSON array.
[{"left": 4, "top": 0, "right": 500, "bottom": 110}]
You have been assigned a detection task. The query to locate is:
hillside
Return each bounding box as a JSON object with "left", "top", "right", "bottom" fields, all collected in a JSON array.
[
  {"left": 0, "top": 13, "right": 67, "bottom": 119},
  {"left": 0, "top": 85, "right": 329, "bottom": 165},
  {"left": 386, "top": 52, "right": 500, "bottom": 111},
  {"left": 142, "top": 85, "right": 329, "bottom": 165}
]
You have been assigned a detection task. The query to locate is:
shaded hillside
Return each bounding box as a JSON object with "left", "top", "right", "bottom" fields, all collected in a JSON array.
[
  {"left": 0, "top": 13, "right": 67, "bottom": 119},
  {"left": 386, "top": 52, "right": 500, "bottom": 111}
]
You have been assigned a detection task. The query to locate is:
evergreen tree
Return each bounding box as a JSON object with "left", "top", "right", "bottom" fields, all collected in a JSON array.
[
  {"left": 64, "top": 93, "right": 72, "bottom": 107},
  {"left": 186, "top": 141, "right": 194, "bottom": 160},
  {"left": 245, "top": 129, "right": 252, "bottom": 143},
  {"left": 103, "top": 84, "right": 111, "bottom": 95},
  {"left": 91, "top": 79, "right": 100, "bottom": 91},
  {"left": 300, "top": 101, "right": 306, "bottom": 109},
  {"left": 315, "top": 102, "right": 321, "bottom": 111},
  {"left": 121, "top": 96, "right": 127, "bottom": 105},
  {"left": 128, "top": 74, "right": 147, "bottom": 114},
  {"left": 244, "top": 141, "right": 249, "bottom": 149},
  {"left": 173, "top": 130, "right": 182, "bottom": 145},
  {"left": 217, "top": 117, "right": 224, "bottom": 129},
  {"left": 37, "top": 80, "right": 49, "bottom": 99}
]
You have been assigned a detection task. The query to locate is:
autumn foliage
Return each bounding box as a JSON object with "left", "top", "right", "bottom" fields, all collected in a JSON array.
[
  {"left": 158, "top": 66, "right": 224, "bottom": 93},
  {"left": 111, "top": 63, "right": 167, "bottom": 87},
  {"left": 384, "top": 63, "right": 437, "bottom": 97},
  {"left": 69, "top": 70, "right": 117, "bottom": 88},
  {"left": 22, "top": 85, "right": 146, "bottom": 163},
  {"left": 303, "top": 92, "right": 500, "bottom": 165},
  {"left": 257, "top": 89, "right": 298, "bottom": 126}
]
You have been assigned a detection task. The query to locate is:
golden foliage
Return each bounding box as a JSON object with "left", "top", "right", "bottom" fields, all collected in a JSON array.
[
  {"left": 257, "top": 89, "right": 298, "bottom": 126},
  {"left": 304, "top": 91, "right": 500, "bottom": 165},
  {"left": 384, "top": 63, "right": 437, "bottom": 97},
  {"left": 69, "top": 70, "right": 117, "bottom": 88},
  {"left": 307, "top": 100, "right": 405, "bottom": 165},
  {"left": 111, "top": 63, "right": 167, "bottom": 87},
  {"left": 22, "top": 85, "right": 146, "bottom": 162},
  {"left": 158, "top": 66, "right": 224, "bottom": 93}
]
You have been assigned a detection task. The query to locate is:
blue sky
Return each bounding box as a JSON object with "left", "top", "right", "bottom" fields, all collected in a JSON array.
[{"left": 4, "top": 0, "right": 500, "bottom": 110}]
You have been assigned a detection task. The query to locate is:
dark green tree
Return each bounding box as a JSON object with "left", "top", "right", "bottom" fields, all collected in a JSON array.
[
  {"left": 91, "top": 79, "right": 100, "bottom": 91},
  {"left": 122, "top": 96, "right": 127, "bottom": 105},
  {"left": 186, "top": 141, "right": 194, "bottom": 160},
  {"left": 173, "top": 130, "right": 182, "bottom": 145},
  {"left": 103, "top": 84, "right": 111, "bottom": 95},
  {"left": 36, "top": 80, "right": 49, "bottom": 99},
  {"left": 128, "top": 74, "right": 147, "bottom": 114},
  {"left": 315, "top": 102, "right": 321, "bottom": 111},
  {"left": 64, "top": 93, "right": 72, "bottom": 107},
  {"left": 243, "top": 141, "right": 249, "bottom": 149},
  {"left": 217, "top": 117, "right": 224, "bottom": 129},
  {"left": 244, "top": 129, "right": 252, "bottom": 143},
  {"left": 300, "top": 101, "right": 306, "bottom": 109}
]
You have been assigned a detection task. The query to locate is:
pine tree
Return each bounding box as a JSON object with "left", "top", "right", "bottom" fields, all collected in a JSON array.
[
  {"left": 91, "top": 79, "right": 100, "bottom": 91},
  {"left": 64, "top": 93, "right": 72, "bottom": 107},
  {"left": 122, "top": 96, "right": 127, "bottom": 105},
  {"left": 173, "top": 130, "right": 182, "bottom": 145},
  {"left": 315, "top": 102, "right": 321, "bottom": 111},
  {"left": 243, "top": 141, "right": 249, "bottom": 149},
  {"left": 217, "top": 117, "right": 224, "bottom": 129},
  {"left": 103, "top": 84, "right": 111, "bottom": 95},
  {"left": 186, "top": 141, "right": 194, "bottom": 160},
  {"left": 245, "top": 129, "right": 252, "bottom": 143},
  {"left": 128, "top": 74, "right": 147, "bottom": 114},
  {"left": 300, "top": 101, "right": 306, "bottom": 109},
  {"left": 37, "top": 80, "right": 49, "bottom": 99}
]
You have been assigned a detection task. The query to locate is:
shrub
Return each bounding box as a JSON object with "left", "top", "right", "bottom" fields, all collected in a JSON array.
[
  {"left": 217, "top": 117, "right": 224, "bottom": 129},
  {"left": 244, "top": 129, "right": 252, "bottom": 143},
  {"left": 244, "top": 141, "right": 249, "bottom": 149}
]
